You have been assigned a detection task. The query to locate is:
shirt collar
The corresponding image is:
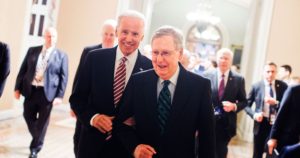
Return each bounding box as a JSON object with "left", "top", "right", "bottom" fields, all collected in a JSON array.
[
  {"left": 159, "top": 65, "right": 180, "bottom": 86},
  {"left": 217, "top": 69, "right": 230, "bottom": 78},
  {"left": 264, "top": 79, "right": 275, "bottom": 86},
  {"left": 116, "top": 46, "right": 138, "bottom": 64}
]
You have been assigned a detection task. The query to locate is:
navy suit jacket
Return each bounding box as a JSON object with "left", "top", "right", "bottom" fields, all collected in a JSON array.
[
  {"left": 116, "top": 66, "right": 216, "bottom": 158},
  {"left": 0, "top": 42, "right": 10, "bottom": 97},
  {"left": 245, "top": 80, "right": 287, "bottom": 134},
  {"left": 69, "top": 47, "right": 152, "bottom": 155},
  {"left": 269, "top": 85, "right": 300, "bottom": 151},
  {"left": 203, "top": 70, "right": 247, "bottom": 138},
  {"left": 15, "top": 45, "right": 68, "bottom": 101},
  {"left": 72, "top": 44, "right": 102, "bottom": 91}
]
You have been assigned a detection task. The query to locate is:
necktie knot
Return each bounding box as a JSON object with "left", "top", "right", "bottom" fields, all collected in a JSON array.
[
  {"left": 121, "top": 57, "right": 127, "bottom": 64},
  {"left": 163, "top": 80, "right": 170, "bottom": 88}
]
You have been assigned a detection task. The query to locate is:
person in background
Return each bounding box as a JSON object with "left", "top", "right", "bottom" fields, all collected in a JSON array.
[
  {"left": 179, "top": 49, "right": 191, "bottom": 70},
  {"left": 278, "top": 64, "right": 292, "bottom": 85},
  {"left": 267, "top": 85, "right": 300, "bottom": 158},
  {"left": 0, "top": 41, "right": 10, "bottom": 98},
  {"left": 70, "top": 19, "right": 117, "bottom": 157},
  {"left": 203, "top": 48, "right": 247, "bottom": 158},
  {"left": 14, "top": 27, "right": 68, "bottom": 158},
  {"left": 69, "top": 10, "right": 152, "bottom": 158},
  {"left": 116, "top": 25, "right": 215, "bottom": 158},
  {"left": 245, "top": 62, "right": 288, "bottom": 158}
]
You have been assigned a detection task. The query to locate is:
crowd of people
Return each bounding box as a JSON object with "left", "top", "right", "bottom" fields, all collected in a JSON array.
[{"left": 1, "top": 9, "right": 300, "bottom": 158}]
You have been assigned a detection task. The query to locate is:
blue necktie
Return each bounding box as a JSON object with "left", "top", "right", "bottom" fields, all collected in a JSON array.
[
  {"left": 158, "top": 80, "right": 171, "bottom": 135},
  {"left": 269, "top": 83, "right": 274, "bottom": 97}
]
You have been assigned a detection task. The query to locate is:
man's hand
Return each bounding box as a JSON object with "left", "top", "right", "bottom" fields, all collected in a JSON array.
[
  {"left": 53, "top": 98, "right": 63, "bottom": 106},
  {"left": 14, "top": 90, "right": 20, "bottom": 100},
  {"left": 92, "top": 114, "right": 115, "bottom": 134},
  {"left": 265, "top": 96, "right": 278, "bottom": 106},
  {"left": 133, "top": 144, "right": 156, "bottom": 158},
  {"left": 222, "top": 101, "right": 236, "bottom": 112},
  {"left": 267, "top": 139, "right": 278, "bottom": 154},
  {"left": 254, "top": 112, "right": 264, "bottom": 122}
]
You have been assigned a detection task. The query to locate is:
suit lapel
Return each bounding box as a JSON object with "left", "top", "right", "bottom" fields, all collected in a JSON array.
[
  {"left": 223, "top": 71, "right": 234, "bottom": 100},
  {"left": 168, "top": 66, "right": 189, "bottom": 125},
  {"left": 259, "top": 81, "right": 265, "bottom": 111}
]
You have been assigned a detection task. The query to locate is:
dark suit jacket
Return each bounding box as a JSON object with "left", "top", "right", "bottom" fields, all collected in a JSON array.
[
  {"left": 72, "top": 44, "right": 102, "bottom": 91},
  {"left": 116, "top": 66, "right": 216, "bottom": 158},
  {"left": 0, "top": 42, "right": 10, "bottom": 97},
  {"left": 203, "top": 70, "right": 247, "bottom": 139},
  {"left": 15, "top": 45, "right": 68, "bottom": 101},
  {"left": 245, "top": 80, "right": 287, "bottom": 134},
  {"left": 269, "top": 85, "right": 300, "bottom": 151},
  {"left": 69, "top": 46, "right": 152, "bottom": 156}
]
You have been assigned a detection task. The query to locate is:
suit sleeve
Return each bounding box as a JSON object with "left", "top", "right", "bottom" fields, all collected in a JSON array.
[
  {"left": 269, "top": 86, "right": 293, "bottom": 139},
  {"left": 115, "top": 78, "right": 140, "bottom": 155},
  {"left": 56, "top": 53, "right": 68, "bottom": 98},
  {"left": 69, "top": 53, "right": 95, "bottom": 127},
  {"left": 245, "top": 85, "right": 256, "bottom": 118},
  {"left": 15, "top": 47, "right": 32, "bottom": 92},
  {"left": 198, "top": 79, "right": 216, "bottom": 158},
  {"left": 0, "top": 43, "right": 10, "bottom": 97},
  {"left": 236, "top": 77, "right": 247, "bottom": 112}
]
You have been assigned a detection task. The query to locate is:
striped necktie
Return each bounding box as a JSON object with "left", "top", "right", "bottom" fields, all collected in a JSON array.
[
  {"left": 158, "top": 80, "right": 171, "bottom": 135},
  {"left": 113, "top": 57, "right": 127, "bottom": 107}
]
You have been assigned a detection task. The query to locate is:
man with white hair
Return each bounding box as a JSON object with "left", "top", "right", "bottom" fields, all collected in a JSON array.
[
  {"left": 71, "top": 19, "right": 117, "bottom": 157},
  {"left": 203, "top": 48, "right": 247, "bottom": 158},
  {"left": 15, "top": 27, "right": 68, "bottom": 158},
  {"left": 70, "top": 10, "right": 152, "bottom": 158}
]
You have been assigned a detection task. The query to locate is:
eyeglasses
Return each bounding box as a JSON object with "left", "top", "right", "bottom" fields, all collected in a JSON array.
[{"left": 152, "top": 50, "right": 176, "bottom": 58}]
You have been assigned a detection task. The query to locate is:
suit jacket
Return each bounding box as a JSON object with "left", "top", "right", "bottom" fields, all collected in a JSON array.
[
  {"left": 116, "top": 65, "right": 216, "bottom": 158},
  {"left": 69, "top": 46, "right": 152, "bottom": 157},
  {"left": 245, "top": 80, "right": 288, "bottom": 134},
  {"left": 15, "top": 45, "right": 68, "bottom": 101},
  {"left": 72, "top": 44, "right": 102, "bottom": 91},
  {"left": 0, "top": 42, "right": 10, "bottom": 97},
  {"left": 269, "top": 85, "right": 300, "bottom": 151},
  {"left": 203, "top": 69, "right": 247, "bottom": 139}
]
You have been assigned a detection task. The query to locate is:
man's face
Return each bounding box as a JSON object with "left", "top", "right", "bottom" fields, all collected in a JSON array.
[
  {"left": 264, "top": 65, "right": 277, "bottom": 82},
  {"left": 116, "top": 16, "right": 144, "bottom": 56},
  {"left": 44, "top": 30, "right": 57, "bottom": 48},
  {"left": 152, "top": 35, "right": 182, "bottom": 80},
  {"left": 217, "top": 51, "right": 232, "bottom": 73},
  {"left": 102, "top": 25, "right": 116, "bottom": 48}
]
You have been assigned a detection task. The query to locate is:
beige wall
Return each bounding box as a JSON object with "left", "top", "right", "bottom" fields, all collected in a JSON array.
[
  {"left": 0, "top": 0, "right": 31, "bottom": 109},
  {"left": 57, "top": 0, "right": 118, "bottom": 103},
  {"left": 267, "top": 0, "right": 300, "bottom": 77}
]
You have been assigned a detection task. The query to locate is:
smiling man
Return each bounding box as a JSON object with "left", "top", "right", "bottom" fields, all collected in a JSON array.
[
  {"left": 69, "top": 10, "right": 152, "bottom": 158},
  {"left": 116, "top": 25, "right": 215, "bottom": 158}
]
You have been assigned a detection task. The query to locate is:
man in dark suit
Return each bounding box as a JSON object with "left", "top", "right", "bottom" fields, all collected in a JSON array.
[
  {"left": 267, "top": 85, "right": 300, "bottom": 157},
  {"left": 203, "top": 48, "right": 247, "bottom": 158},
  {"left": 69, "top": 10, "right": 152, "bottom": 158},
  {"left": 14, "top": 27, "right": 68, "bottom": 158},
  {"left": 0, "top": 41, "right": 10, "bottom": 97},
  {"left": 245, "top": 62, "right": 287, "bottom": 158},
  {"left": 116, "top": 25, "right": 216, "bottom": 158},
  {"left": 70, "top": 19, "right": 117, "bottom": 157}
]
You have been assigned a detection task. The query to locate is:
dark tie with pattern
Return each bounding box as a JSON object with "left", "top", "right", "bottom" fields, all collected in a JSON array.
[
  {"left": 113, "top": 57, "right": 127, "bottom": 107},
  {"left": 218, "top": 74, "right": 225, "bottom": 100},
  {"left": 158, "top": 80, "right": 171, "bottom": 135}
]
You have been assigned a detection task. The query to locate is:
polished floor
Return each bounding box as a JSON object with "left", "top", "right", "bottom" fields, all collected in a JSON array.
[{"left": 0, "top": 106, "right": 253, "bottom": 158}]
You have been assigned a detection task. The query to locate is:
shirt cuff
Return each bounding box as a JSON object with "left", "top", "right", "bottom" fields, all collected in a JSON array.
[
  {"left": 234, "top": 103, "right": 237, "bottom": 112},
  {"left": 90, "top": 114, "right": 99, "bottom": 126}
]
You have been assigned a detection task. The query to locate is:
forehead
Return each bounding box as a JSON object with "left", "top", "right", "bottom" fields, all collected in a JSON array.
[
  {"left": 151, "top": 36, "right": 175, "bottom": 49},
  {"left": 218, "top": 51, "right": 232, "bottom": 58},
  {"left": 264, "top": 65, "right": 277, "bottom": 71}
]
